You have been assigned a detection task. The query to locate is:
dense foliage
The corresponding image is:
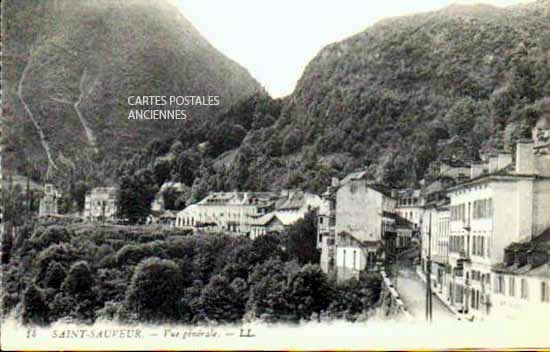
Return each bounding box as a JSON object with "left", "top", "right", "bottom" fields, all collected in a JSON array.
[{"left": 2, "top": 222, "right": 381, "bottom": 325}]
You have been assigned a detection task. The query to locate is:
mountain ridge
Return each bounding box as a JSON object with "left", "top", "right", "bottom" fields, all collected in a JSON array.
[{"left": 2, "top": 0, "right": 261, "bottom": 179}]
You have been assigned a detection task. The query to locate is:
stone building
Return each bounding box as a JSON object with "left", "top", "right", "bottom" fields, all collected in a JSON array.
[
  {"left": 38, "top": 183, "right": 60, "bottom": 217},
  {"left": 84, "top": 187, "right": 118, "bottom": 221}
]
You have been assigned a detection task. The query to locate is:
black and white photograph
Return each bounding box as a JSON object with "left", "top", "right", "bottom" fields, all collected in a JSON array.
[{"left": 1, "top": 0, "right": 550, "bottom": 350}]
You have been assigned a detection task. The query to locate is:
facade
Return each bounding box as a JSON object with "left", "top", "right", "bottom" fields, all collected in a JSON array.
[
  {"left": 319, "top": 171, "right": 398, "bottom": 281},
  {"left": 84, "top": 187, "right": 118, "bottom": 221},
  {"left": 318, "top": 179, "right": 338, "bottom": 277},
  {"left": 175, "top": 190, "right": 320, "bottom": 236},
  {"left": 444, "top": 140, "right": 550, "bottom": 320},
  {"left": 395, "top": 188, "right": 423, "bottom": 227},
  {"left": 439, "top": 158, "right": 472, "bottom": 182},
  {"left": 393, "top": 213, "right": 414, "bottom": 250},
  {"left": 250, "top": 213, "right": 287, "bottom": 238},
  {"left": 38, "top": 183, "right": 60, "bottom": 217},
  {"left": 420, "top": 198, "right": 451, "bottom": 297},
  {"left": 490, "top": 230, "right": 550, "bottom": 321}
]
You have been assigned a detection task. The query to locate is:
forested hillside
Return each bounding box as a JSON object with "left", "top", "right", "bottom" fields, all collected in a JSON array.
[
  {"left": 2, "top": 0, "right": 260, "bottom": 180},
  {"left": 6, "top": 1, "right": 550, "bottom": 204},
  {"left": 124, "top": 1, "right": 550, "bottom": 197}
]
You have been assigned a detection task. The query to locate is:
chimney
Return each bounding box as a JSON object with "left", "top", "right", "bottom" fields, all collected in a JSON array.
[
  {"left": 497, "top": 152, "right": 513, "bottom": 171},
  {"left": 515, "top": 139, "right": 535, "bottom": 175},
  {"left": 488, "top": 154, "right": 499, "bottom": 174},
  {"left": 331, "top": 177, "right": 339, "bottom": 187},
  {"left": 470, "top": 162, "right": 483, "bottom": 179}
]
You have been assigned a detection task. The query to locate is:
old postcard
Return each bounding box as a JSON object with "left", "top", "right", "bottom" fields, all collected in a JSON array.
[{"left": 1, "top": 0, "right": 550, "bottom": 350}]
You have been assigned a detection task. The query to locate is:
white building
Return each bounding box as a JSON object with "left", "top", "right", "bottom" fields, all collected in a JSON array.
[
  {"left": 318, "top": 179, "right": 338, "bottom": 277},
  {"left": 175, "top": 190, "right": 319, "bottom": 237},
  {"left": 320, "top": 171, "right": 398, "bottom": 281},
  {"left": 490, "top": 229, "right": 550, "bottom": 321},
  {"left": 38, "top": 183, "right": 60, "bottom": 217},
  {"left": 84, "top": 187, "right": 118, "bottom": 221},
  {"left": 396, "top": 188, "right": 423, "bottom": 227},
  {"left": 445, "top": 140, "right": 550, "bottom": 320}
]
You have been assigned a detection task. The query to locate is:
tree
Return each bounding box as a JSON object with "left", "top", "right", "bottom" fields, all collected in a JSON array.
[
  {"left": 61, "top": 261, "right": 93, "bottom": 297},
  {"left": 246, "top": 258, "right": 292, "bottom": 321},
  {"left": 124, "top": 257, "right": 186, "bottom": 322},
  {"left": 44, "top": 261, "right": 66, "bottom": 290},
  {"left": 286, "top": 211, "right": 320, "bottom": 264},
  {"left": 117, "top": 169, "right": 158, "bottom": 224},
  {"left": 153, "top": 157, "right": 173, "bottom": 187},
  {"left": 22, "top": 284, "right": 49, "bottom": 326},
  {"left": 285, "top": 264, "right": 332, "bottom": 321},
  {"left": 195, "top": 275, "right": 244, "bottom": 323},
  {"left": 247, "top": 233, "right": 287, "bottom": 267}
]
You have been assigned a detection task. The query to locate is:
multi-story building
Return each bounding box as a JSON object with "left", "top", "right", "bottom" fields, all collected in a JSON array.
[
  {"left": 321, "top": 171, "right": 397, "bottom": 281},
  {"left": 84, "top": 187, "right": 118, "bottom": 221},
  {"left": 439, "top": 158, "right": 471, "bottom": 182},
  {"left": 318, "top": 179, "right": 338, "bottom": 277},
  {"left": 250, "top": 191, "right": 321, "bottom": 239},
  {"left": 423, "top": 198, "right": 451, "bottom": 296},
  {"left": 491, "top": 229, "right": 550, "bottom": 321},
  {"left": 38, "top": 183, "right": 60, "bottom": 216},
  {"left": 396, "top": 188, "right": 423, "bottom": 227},
  {"left": 394, "top": 214, "right": 415, "bottom": 250},
  {"left": 445, "top": 140, "right": 550, "bottom": 320},
  {"left": 175, "top": 190, "right": 320, "bottom": 237}
]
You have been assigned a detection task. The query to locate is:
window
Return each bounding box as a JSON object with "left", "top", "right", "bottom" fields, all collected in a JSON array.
[
  {"left": 521, "top": 279, "right": 529, "bottom": 300},
  {"left": 353, "top": 250, "right": 357, "bottom": 270},
  {"left": 541, "top": 281, "right": 549, "bottom": 303},
  {"left": 495, "top": 275, "right": 505, "bottom": 294},
  {"left": 509, "top": 277, "right": 515, "bottom": 297},
  {"left": 343, "top": 250, "right": 346, "bottom": 267}
]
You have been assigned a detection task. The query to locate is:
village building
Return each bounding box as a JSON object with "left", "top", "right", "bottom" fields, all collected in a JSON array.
[
  {"left": 318, "top": 179, "right": 338, "bottom": 277},
  {"left": 395, "top": 188, "right": 423, "bottom": 227},
  {"left": 393, "top": 213, "right": 415, "bottom": 250},
  {"left": 175, "top": 191, "right": 276, "bottom": 234},
  {"left": 84, "top": 187, "right": 118, "bottom": 221},
  {"left": 490, "top": 229, "right": 550, "bottom": 321},
  {"left": 442, "top": 140, "right": 550, "bottom": 320},
  {"left": 318, "top": 171, "right": 398, "bottom": 281},
  {"left": 175, "top": 190, "right": 319, "bottom": 237},
  {"left": 533, "top": 113, "right": 550, "bottom": 155},
  {"left": 38, "top": 183, "right": 60, "bottom": 217},
  {"left": 439, "top": 157, "right": 472, "bottom": 183},
  {"left": 250, "top": 190, "right": 321, "bottom": 239},
  {"left": 420, "top": 195, "right": 451, "bottom": 297}
]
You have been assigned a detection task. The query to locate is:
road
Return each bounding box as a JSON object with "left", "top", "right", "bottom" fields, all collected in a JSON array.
[{"left": 394, "top": 266, "right": 456, "bottom": 321}]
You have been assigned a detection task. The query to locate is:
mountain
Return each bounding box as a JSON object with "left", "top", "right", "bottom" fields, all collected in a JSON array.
[
  {"left": 225, "top": 0, "right": 550, "bottom": 191},
  {"left": 2, "top": 0, "right": 260, "bottom": 179}
]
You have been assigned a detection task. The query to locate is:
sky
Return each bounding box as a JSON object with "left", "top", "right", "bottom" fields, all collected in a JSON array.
[{"left": 176, "top": 0, "right": 535, "bottom": 98}]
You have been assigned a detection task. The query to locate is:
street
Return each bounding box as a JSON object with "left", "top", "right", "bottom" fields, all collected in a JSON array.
[{"left": 395, "top": 266, "right": 456, "bottom": 321}]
